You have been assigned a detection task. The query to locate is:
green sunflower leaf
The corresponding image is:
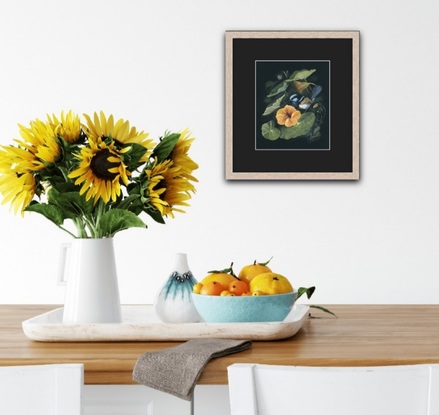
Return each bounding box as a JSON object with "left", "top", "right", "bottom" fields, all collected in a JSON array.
[
  {"left": 143, "top": 206, "right": 166, "bottom": 224},
  {"left": 152, "top": 132, "right": 180, "bottom": 163},
  {"left": 48, "top": 188, "right": 94, "bottom": 218},
  {"left": 261, "top": 121, "right": 281, "bottom": 141},
  {"left": 123, "top": 143, "right": 148, "bottom": 170},
  {"left": 280, "top": 112, "right": 316, "bottom": 140},
  {"left": 25, "top": 202, "right": 65, "bottom": 226},
  {"left": 115, "top": 193, "right": 142, "bottom": 212},
  {"left": 98, "top": 209, "right": 147, "bottom": 238}
]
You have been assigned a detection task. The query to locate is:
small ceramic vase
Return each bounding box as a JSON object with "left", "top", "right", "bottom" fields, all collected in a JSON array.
[{"left": 154, "top": 253, "right": 201, "bottom": 323}]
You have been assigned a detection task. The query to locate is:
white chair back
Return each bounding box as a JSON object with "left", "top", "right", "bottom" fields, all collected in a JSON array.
[
  {"left": 228, "top": 363, "right": 439, "bottom": 415},
  {"left": 0, "top": 363, "right": 83, "bottom": 414}
]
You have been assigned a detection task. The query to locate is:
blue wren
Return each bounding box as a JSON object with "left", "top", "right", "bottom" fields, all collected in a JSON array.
[{"left": 289, "top": 84, "right": 322, "bottom": 111}]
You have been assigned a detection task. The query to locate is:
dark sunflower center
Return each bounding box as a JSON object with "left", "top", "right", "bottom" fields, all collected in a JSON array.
[
  {"left": 156, "top": 179, "right": 169, "bottom": 202},
  {"left": 90, "top": 149, "right": 119, "bottom": 180}
]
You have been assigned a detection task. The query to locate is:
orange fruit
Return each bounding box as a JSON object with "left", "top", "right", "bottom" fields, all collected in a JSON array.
[
  {"left": 192, "top": 283, "right": 203, "bottom": 294},
  {"left": 200, "top": 273, "right": 236, "bottom": 287},
  {"left": 228, "top": 280, "right": 249, "bottom": 296},
  {"left": 200, "top": 281, "right": 225, "bottom": 296},
  {"left": 250, "top": 272, "right": 293, "bottom": 295},
  {"left": 238, "top": 258, "right": 272, "bottom": 285},
  {"left": 221, "top": 290, "right": 235, "bottom": 296}
]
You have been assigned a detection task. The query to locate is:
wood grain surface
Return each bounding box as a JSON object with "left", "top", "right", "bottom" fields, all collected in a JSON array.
[{"left": 1, "top": 305, "right": 439, "bottom": 385}]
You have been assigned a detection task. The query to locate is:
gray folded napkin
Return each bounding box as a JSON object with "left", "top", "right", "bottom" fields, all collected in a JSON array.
[{"left": 132, "top": 338, "right": 252, "bottom": 401}]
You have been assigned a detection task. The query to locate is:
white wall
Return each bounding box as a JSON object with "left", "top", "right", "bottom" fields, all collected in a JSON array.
[{"left": 0, "top": 0, "right": 438, "bottom": 305}]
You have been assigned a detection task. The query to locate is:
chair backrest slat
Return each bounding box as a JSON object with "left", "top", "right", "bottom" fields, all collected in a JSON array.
[
  {"left": 228, "top": 364, "right": 439, "bottom": 415},
  {"left": 0, "top": 363, "right": 83, "bottom": 415}
]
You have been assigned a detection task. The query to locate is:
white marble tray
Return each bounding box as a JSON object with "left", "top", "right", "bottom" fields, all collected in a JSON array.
[{"left": 22, "top": 304, "right": 309, "bottom": 342}]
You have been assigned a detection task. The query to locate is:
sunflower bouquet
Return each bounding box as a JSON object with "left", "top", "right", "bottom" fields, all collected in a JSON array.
[{"left": 0, "top": 111, "right": 198, "bottom": 238}]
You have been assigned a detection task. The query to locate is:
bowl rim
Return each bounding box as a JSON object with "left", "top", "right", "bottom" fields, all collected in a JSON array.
[{"left": 192, "top": 290, "right": 297, "bottom": 298}]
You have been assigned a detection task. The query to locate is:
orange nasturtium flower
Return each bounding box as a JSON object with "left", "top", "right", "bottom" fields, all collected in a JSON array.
[{"left": 275, "top": 105, "right": 301, "bottom": 127}]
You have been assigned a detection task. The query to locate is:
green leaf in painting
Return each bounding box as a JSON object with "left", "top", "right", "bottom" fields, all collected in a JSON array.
[
  {"left": 267, "top": 80, "right": 289, "bottom": 98},
  {"left": 292, "top": 81, "right": 312, "bottom": 95},
  {"left": 288, "top": 69, "right": 316, "bottom": 82},
  {"left": 99, "top": 209, "right": 147, "bottom": 238},
  {"left": 280, "top": 112, "right": 316, "bottom": 140},
  {"left": 262, "top": 94, "right": 285, "bottom": 116},
  {"left": 261, "top": 121, "right": 281, "bottom": 141}
]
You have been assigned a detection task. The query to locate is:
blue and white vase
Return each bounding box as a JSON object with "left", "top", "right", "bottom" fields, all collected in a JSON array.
[{"left": 154, "top": 253, "right": 201, "bottom": 323}]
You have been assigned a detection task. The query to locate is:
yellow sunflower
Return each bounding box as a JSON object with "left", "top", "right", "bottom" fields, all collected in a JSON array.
[
  {"left": 15, "top": 118, "right": 60, "bottom": 170},
  {"left": 83, "top": 111, "right": 154, "bottom": 160},
  {"left": 68, "top": 137, "right": 131, "bottom": 204},
  {"left": 0, "top": 145, "right": 39, "bottom": 173},
  {"left": 0, "top": 171, "right": 36, "bottom": 215},
  {"left": 0, "top": 147, "right": 36, "bottom": 214},
  {"left": 145, "top": 159, "right": 194, "bottom": 218},
  {"left": 0, "top": 117, "right": 62, "bottom": 214},
  {"left": 46, "top": 110, "right": 82, "bottom": 143},
  {"left": 169, "top": 129, "right": 199, "bottom": 185}
]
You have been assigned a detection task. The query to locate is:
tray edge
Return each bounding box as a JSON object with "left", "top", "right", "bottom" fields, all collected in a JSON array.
[{"left": 22, "top": 304, "right": 310, "bottom": 342}]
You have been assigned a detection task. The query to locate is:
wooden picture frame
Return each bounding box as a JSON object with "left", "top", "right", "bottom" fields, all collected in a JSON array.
[{"left": 225, "top": 31, "right": 360, "bottom": 180}]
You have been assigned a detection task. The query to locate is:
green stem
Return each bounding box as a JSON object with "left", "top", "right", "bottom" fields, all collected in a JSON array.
[
  {"left": 58, "top": 225, "right": 77, "bottom": 239},
  {"left": 95, "top": 200, "right": 106, "bottom": 238},
  {"left": 58, "top": 166, "right": 71, "bottom": 183},
  {"left": 73, "top": 218, "right": 87, "bottom": 238},
  {"left": 83, "top": 215, "right": 97, "bottom": 238},
  {"left": 83, "top": 200, "right": 106, "bottom": 238}
]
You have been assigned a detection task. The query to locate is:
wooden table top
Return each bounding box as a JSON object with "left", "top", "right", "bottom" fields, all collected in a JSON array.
[{"left": 1, "top": 304, "right": 439, "bottom": 385}]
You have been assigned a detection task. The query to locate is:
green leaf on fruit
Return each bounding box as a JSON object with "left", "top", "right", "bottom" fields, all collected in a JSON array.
[
  {"left": 257, "top": 256, "right": 273, "bottom": 266},
  {"left": 297, "top": 286, "right": 316, "bottom": 300},
  {"left": 297, "top": 286, "right": 337, "bottom": 317},
  {"left": 208, "top": 262, "right": 237, "bottom": 277},
  {"left": 309, "top": 305, "right": 338, "bottom": 318}
]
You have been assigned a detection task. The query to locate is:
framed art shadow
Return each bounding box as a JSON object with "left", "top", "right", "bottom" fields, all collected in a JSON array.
[{"left": 225, "top": 31, "right": 360, "bottom": 180}]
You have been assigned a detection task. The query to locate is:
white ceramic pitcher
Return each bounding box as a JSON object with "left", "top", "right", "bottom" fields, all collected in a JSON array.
[{"left": 58, "top": 238, "right": 122, "bottom": 324}]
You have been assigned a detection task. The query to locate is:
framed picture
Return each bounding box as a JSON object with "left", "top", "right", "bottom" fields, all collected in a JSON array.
[{"left": 225, "top": 31, "right": 360, "bottom": 180}]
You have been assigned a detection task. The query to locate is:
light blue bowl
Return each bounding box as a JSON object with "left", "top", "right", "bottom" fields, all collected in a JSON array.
[{"left": 192, "top": 291, "right": 297, "bottom": 323}]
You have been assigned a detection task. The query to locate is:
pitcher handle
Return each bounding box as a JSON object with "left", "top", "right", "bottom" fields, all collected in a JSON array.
[{"left": 57, "top": 243, "right": 71, "bottom": 286}]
